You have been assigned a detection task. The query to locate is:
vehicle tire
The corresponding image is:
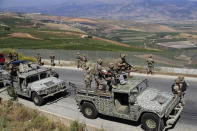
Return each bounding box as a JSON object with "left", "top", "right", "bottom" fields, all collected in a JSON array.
[
  {"left": 32, "top": 92, "right": 44, "bottom": 106},
  {"left": 141, "top": 113, "right": 164, "bottom": 131},
  {"left": 81, "top": 102, "right": 98, "bottom": 119}
]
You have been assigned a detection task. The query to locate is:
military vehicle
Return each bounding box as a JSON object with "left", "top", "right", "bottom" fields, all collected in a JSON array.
[
  {"left": 74, "top": 76, "right": 183, "bottom": 131},
  {"left": 3, "top": 63, "right": 67, "bottom": 106}
]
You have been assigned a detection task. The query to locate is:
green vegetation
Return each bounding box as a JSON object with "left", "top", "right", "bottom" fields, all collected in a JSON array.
[
  {"left": 1, "top": 48, "right": 36, "bottom": 62},
  {"left": 0, "top": 100, "right": 93, "bottom": 131},
  {"left": 0, "top": 17, "right": 152, "bottom": 52}
]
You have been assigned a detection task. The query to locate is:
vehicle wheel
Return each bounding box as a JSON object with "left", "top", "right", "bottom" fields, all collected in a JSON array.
[
  {"left": 81, "top": 102, "right": 98, "bottom": 119},
  {"left": 32, "top": 92, "right": 44, "bottom": 106},
  {"left": 141, "top": 113, "right": 164, "bottom": 131}
]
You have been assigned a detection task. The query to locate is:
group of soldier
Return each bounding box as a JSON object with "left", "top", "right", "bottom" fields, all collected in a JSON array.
[
  {"left": 172, "top": 76, "right": 189, "bottom": 106},
  {"left": 78, "top": 53, "right": 134, "bottom": 93},
  {"left": 37, "top": 53, "right": 55, "bottom": 66}
]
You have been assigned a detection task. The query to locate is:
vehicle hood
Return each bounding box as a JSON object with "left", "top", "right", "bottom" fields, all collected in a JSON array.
[
  {"left": 137, "top": 88, "right": 174, "bottom": 113},
  {"left": 29, "top": 77, "right": 64, "bottom": 91}
]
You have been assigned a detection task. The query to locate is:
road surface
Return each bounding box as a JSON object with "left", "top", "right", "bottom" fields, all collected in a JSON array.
[{"left": 0, "top": 68, "right": 197, "bottom": 131}]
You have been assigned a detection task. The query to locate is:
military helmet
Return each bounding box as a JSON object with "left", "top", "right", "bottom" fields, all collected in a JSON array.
[
  {"left": 97, "top": 58, "right": 102, "bottom": 64},
  {"left": 149, "top": 55, "right": 152, "bottom": 58},
  {"left": 109, "top": 63, "right": 114, "bottom": 68},
  {"left": 178, "top": 76, "right": 184, "bottom": 81},
  {"left": 120, "top": 53, "right": 127, "bottom": 58},
  {"left": 76, "top": 52, "right": 80, "bottom": 55},
  {"left": 175, "top": 78, "right": 180, "bottom": 83}
]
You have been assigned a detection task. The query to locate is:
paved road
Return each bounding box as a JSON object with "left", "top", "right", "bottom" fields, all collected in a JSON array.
[{"left": 0, "top": 68, "right": 197, "bottom": 131}]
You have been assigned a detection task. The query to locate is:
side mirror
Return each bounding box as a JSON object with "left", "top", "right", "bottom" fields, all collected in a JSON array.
[
  {"left": 132, "top": 89, "right": 138, "bottom": 94},
  {"left": 129, "top": 95, "right": 136, "bottom": 104}
]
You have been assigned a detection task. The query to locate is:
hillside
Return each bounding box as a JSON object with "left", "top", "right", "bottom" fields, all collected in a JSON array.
[
  {"left": 0, "top": 14, "right": 150, "bottom": 52},
  {"left": 1, "top": 0, "right": 197, "bottom": 22}
]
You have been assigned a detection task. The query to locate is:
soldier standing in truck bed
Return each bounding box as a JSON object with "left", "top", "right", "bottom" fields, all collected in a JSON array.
[
  {"left": 13, "top": 52, "right": 19, "bottom": 61},
  {"left": 50, "top": 53, "right": 55, "bottom": 66},
  {"left": 93, "top": 58, "right": 105, "bottom": 91},
  {"left": 84, "top": 67, "right": 92, "bottom": 90},
  {"left": 147, "top": 55, "right": 154, "bottom": 74},
  {"left": 76, "top": 52, "right": 82, "bottom": 68},
  {"left": 37, "top": 53, "right": 42, "bottom": 66},
  {"left": 81, "top": 54, "right": 88, "bottom": 69},
  {"left": 117, "top": 53, "right": 132, "bottom": 77},
  {"left": 105, "top": 63, "right": 118, "bottom": 92}
]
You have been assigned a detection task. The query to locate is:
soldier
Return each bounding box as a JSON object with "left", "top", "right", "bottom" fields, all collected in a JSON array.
[
  {"left": 117, "top": 53, "right": 132, "bottom": 77},
  {"left": 76, "top": 52, "right": 82, "bottom": 68},
  {"left": 37, "top": 53, "right": 42, "bottom": 66},
  {"left": 147, "top": 55, "right": 154, "bottom": 74},
  {"left": 93, "top": 58, "right": 105, "bottom": 91},
  {"left": 178, "top": 76, "right": 188, "bottom": 106},
  {"left": 8, "top": 52, "right": 13, "bottom": 61},
  {"left": 171, "top": 78, "right": 185, "bottom": 106},
  {"left": 105, "top": 63, "right": 117, "bottom": 92},
  {"left": 13, "top": 52, "right": 19, "bottom": 61},
  {"left": 50, "top": 53, "right": 55, "bottom": 66},
  {"left": 81, "top": 54, "right": 88, "bottom": 69},
  {"left": 171, "top": 78, "right": 181, "bottom": 95},
  {"left": 7, "top": 60, "right": 18, "bottom": 101},
  {"left": 84, "top": 67, "right": 92, "bottom": 90}
]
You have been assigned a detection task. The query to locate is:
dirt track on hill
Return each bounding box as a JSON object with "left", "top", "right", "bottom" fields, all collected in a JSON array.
[{"left": 0, "top": 33, "right": 42, "bottom": 40}]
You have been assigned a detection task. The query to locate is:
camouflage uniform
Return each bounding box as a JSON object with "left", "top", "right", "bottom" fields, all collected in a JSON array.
[
  {"left": 147, "top": 56, "right": 154, "bottom": 74},
  {"left": 81, "top": 55, "right": 88, "bottom": 69},
  {"left": 37, "top": 53, "right": 42, "bottom": 66},
  {"left": 105, "top": 63, "right": 117, "bottom": 92},
  {"left": 171, "top": 78, "right": 186, "bottom": 106},
  {"left": 94, "top": 58, "right": 104, "bottom": 90},
  {"left": 117, "top": 54, "right": 132, "bottom": 77},
  {"left": 171, "top": 78, "right": 181, "bottom": 95},
  {"left": 84, "top": 67, "right": 92, "bottom": 89},
  {"left": 50, "top": 53, "right": 55, "bottom": 66},
  {"left": 76, "top": 52, "right": 82, "bottom": 68},
  {"left": 7, "top": 61, "right": 18, "bottom": 101},
  {"left": 13, "top": 52, "right": 19, "bottom": 61},
  {"left": 178, "top": 76, "right": 188, "bottom": 106},
  {"left": 8, "top": 52, "right": 13, "bottom": 61}
]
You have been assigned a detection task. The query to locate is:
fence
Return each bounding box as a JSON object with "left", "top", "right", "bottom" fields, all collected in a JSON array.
[{"left": 13, "top": 49, "right": 194, "bottom": 69}]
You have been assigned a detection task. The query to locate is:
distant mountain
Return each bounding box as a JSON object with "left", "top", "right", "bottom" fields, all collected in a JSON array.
[{"left": 1, "top": 0, "right": 197, "bottom": 21}]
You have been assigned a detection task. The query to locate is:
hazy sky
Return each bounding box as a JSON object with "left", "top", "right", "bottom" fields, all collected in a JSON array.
[{"left": 0, "top": 0, "right": 196, "bottom": 8}]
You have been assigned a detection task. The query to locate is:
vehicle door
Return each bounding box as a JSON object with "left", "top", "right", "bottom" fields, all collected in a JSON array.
[{"left": 113, "top": 92, "right": 130, "bottom": 119}]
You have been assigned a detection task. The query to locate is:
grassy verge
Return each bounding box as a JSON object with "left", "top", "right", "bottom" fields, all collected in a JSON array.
[
  {"left": 0, "top": 100, "right": 90, "bottom": 131},
  {"left": 1, "top": 48, "right": 36, "bottom": 62}
]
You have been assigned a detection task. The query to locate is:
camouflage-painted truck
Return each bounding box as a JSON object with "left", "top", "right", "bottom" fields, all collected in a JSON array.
[
  {"left": 3, "top": 63, "right": 67, "bottom": 106},
  {"left": 75, "top": 77, "right": 183, "bottom": 131}
]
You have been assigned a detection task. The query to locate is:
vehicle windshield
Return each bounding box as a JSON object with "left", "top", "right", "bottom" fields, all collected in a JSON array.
[
  {"left": 131, "top": 80, "right": 147, "bottom": 95},
  {"left": 26, "top": 74, "right": 39, "bottom": 84},
  {"left": 40, "top": 72, "right": 49, "bottom": 79}
]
